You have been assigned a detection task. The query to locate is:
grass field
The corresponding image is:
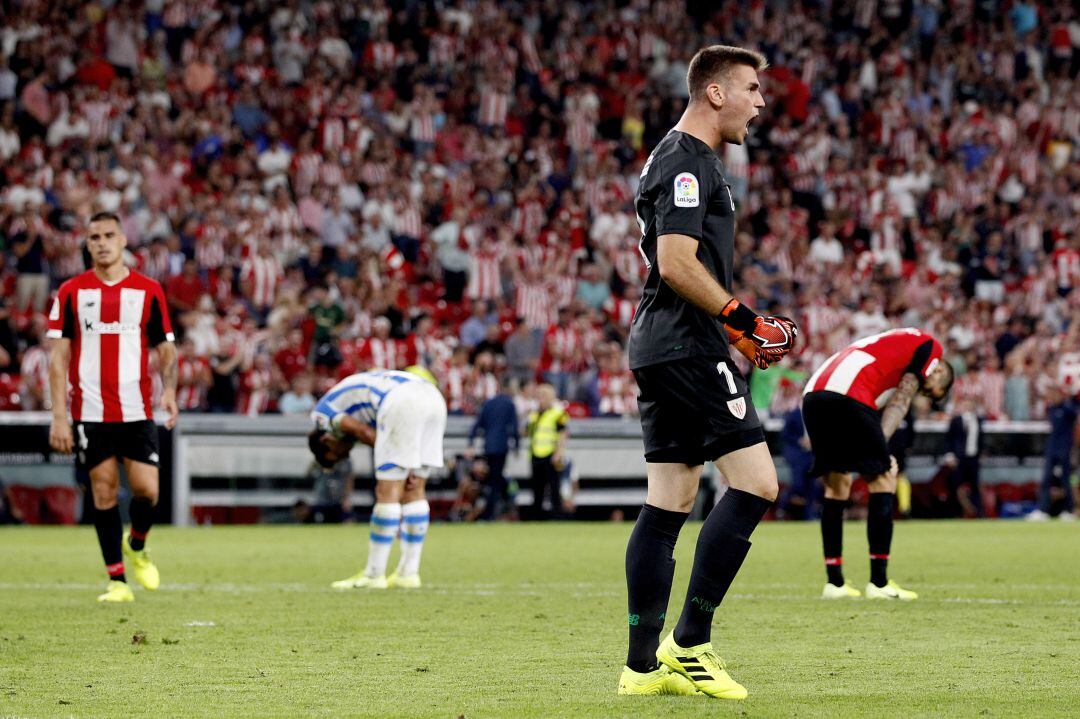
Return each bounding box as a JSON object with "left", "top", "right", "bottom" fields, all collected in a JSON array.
[{"left": 0, "top": 521, "right": 1078, "bottom": 718}]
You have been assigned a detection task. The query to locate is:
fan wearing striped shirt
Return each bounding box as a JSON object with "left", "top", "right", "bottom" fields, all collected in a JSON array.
[
  {"left": 802, "top": 328, "right": 954, "bottom": 601},
  {"left": 47, "top": 212, "right": 179, "bottom": 604},
  {"left": 309, "top": 367, "right": 447, "bottom": 590}
]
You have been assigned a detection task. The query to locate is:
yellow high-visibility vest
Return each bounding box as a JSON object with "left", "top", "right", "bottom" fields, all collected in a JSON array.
[{"left": 527, "top": 407, "right": 567, "bottom": 458}]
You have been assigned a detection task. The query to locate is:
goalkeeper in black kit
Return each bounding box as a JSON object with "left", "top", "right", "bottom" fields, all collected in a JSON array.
[{"left": 617, "top": 45, "right": 798, "bottom": 701}]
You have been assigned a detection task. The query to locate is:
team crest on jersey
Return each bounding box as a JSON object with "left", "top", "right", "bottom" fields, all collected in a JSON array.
[
  {"left": 726, "top": 396, "right": 746, "bottom": 420},
  {"left": 673, "top": 172, "right": 699, "bottom": 207}
]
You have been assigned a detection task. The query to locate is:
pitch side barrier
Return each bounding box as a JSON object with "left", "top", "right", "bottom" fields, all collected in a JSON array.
[{"left": 0, "top": 413, "right": 1055, "bottom": 525}]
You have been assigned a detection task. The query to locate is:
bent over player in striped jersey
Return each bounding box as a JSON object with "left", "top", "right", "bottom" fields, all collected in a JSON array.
[
  {"left": 802, "top": 328, "right": 953, "bottom": 600},
  {"left": 47, "top": 212, "right": 179, "bottom": 603},
  {"left": 309, "top": 367, "right": 447, "bottom": 589}
]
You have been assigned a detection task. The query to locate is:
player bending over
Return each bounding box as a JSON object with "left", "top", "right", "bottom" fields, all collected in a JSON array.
[
  {"left": 619, "top": 45, "right": 798, "bottom": 700},
  {"left": 308, "top": 366, "right": 446, "bottom": 589},
  {"left": 802, "top": 328, "right": 953, "bottom": 600}
]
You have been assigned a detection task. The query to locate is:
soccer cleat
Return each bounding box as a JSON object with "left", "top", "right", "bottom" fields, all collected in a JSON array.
[
  {"left": 822, "top": 582, "right": 862, "bottom": 599},
  {"left": 1058, "top": 511, "right": 1077, "bottom": 522},
  {"left": 97, "top": 580, "right": 135, "bottom": 603},
  {"left": 865, "top": 580, "right": 918, "bottom": 601},
  {"left": 122, "top": 533, "right": 160, "bottom": 590},
  {"left": 656, "top": 633, "right": 748, "bottom": 700},
  {"left": 617, "top": 664, "right": 701, "bottom": 696},
  {"left": 1025, "top": 509, "right": 1050, "bottom": 522},
  {"left": 387, "top": 572, "right": 421, "bottom": 589},
  {"left": 331, "top": 571, "right": 388, "bottom": 590}
]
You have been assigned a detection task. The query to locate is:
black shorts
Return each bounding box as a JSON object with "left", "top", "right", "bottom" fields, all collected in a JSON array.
[
  {"left": 634, "top": 356, "right": 765, "bottom": 465},
  {"left": 74, "top": 420, "right": 160, "bottom": 472},
  {"left": 802, "top": 391, "right": 889, "bottom": 478}
]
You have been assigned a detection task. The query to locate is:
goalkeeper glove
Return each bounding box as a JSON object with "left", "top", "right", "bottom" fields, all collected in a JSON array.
[{"left": 719, "top": 298, "right": 799, "bottom": 370}]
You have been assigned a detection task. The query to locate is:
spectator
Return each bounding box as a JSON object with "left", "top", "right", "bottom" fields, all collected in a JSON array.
[
  {"left": 459, "top": 300, "right": 493, "bottom": 349},
  {"left": 279, "top": 373, "right": 316, "bottom": 416}
]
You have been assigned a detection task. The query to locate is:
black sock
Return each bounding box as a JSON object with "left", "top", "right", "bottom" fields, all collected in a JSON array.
[
  {"left": 625, "top": 504, "right": 688, "bottom": 673},
  {"left": 821, "top": 498, "right": 846, "bottom": 586},
  {"left": 94, "top": 505, "right": 125, "bottom": 583},
  {"left": 673, "top": 488, "right": 772, "bottom": 648},
  {"left": 868, "top": 493, "right": 895, "bottom": 587},
  {"left": 128, "top": 497, "right": 155, "bottom": 551}
]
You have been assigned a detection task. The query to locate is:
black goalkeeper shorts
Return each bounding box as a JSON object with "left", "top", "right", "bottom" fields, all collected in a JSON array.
[
  {"left": 634, "top": 357, "right": 765, "bottom": 465},
  {"left": 74, "top": 420, "right": 160, "bottom": 472},
  {"left": 802, "top": 391, "right": 890, "bottom": 478}
]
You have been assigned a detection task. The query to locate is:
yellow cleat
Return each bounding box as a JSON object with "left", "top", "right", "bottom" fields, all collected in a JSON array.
[
  {"left": 97, "top": 580, "right": 134, "bottom": 603},
  {"left": 656, "top": 633, "right": 748, "bottom": 700},
  {"left": 822, "top": 582, "right": 862, "bottom": 599},
  {"left": 617, "top": 664, "right": 701, "bottom": 696},
  {"left": 331, "top": 571, "right": 388, "bottom": 590},
  {"left": 865, "top": 580, "right": 918, "bottom": 601},
  {"left": 387, "top": 573, "right": 421, "bottom": 589},
  {"left": 122, "top": 533, "right": 160, "bottom": 590}
]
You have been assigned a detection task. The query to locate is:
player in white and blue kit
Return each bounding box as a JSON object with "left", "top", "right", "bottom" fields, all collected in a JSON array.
[{"left": 308, "top": 366, "right": 447, "bottom": 589}]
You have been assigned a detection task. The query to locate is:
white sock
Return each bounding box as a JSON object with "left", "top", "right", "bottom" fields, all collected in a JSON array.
[
  {"left": 397, "top": 500, "right": 430, "bottom": 577},
  {"left": 365, "top": 503, "right": 401, "bottom": 578}
]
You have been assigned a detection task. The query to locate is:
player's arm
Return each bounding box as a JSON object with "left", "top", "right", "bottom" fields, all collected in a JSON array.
[
  {"left": 156, "top": 340, "right": 179, "bottom": 429},
  {"left": 149, "top": 285, "right": 179, "bottom": 428},
  {"left": 47, "top": 337, "right": 73, "bottom": 453},
  {"left": 657, "top": 234, "right": 797, "bottom": 369},
  {"left": 656, "top": 234, "right": 734, "bottom": 315},
  {"left": 881, "top": 372, "right": 920, "bottom": 441},
  {"left": 335, "top": 414, "right": 377, "bottom": 447}
]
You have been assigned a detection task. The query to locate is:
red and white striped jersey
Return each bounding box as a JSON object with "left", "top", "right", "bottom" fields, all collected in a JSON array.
[
  {"left": 240, "top": 255, "right": 283, "bottom": 309},
  {"left": 1051, "top": 247, "right": 1079, "bottom": 290},
  {"left": 478, "top": 87, "right": 509, "bottom": 128},
  {"left": 177, "top": 354, "right": 210, "bottom": 410},
  {"left": 597, "top": 369, "right": 637, "bottom": 417},
  {"left": 515, "top": 281, "right": 554, "bottom": 330},
  {"left": 356, "top": 337, "right": 407, "bottom": 371},
  {"left": 467, "top": 243, "right": 504, "bottom": 301},
  {"left": 46, "top": 270, "right": 174, "bottom": 423},
  {"left": 19, "top": 344, "right": 51, "bottom": 410},
  {"left": 238, "top": 367, "right": 273, "bottom": 417},
  {"left": 804, "top": 328, "right": 943, "bottom": 409}
]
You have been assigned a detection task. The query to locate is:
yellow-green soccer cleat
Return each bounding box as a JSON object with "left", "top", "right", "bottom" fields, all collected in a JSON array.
[
  {"left": 387, "top": 572, "right": 421, "bottom": 589},
  {"left": 617, "top": 664, "right": 701, "bottom": 696},
  {"left": 331, "top": 571, "right": 388, "bottom": 590},
  {"left": 865, "top": 580, "right": 918, "bottom": 601},
  {"left": 656, "top": 633, "right": 748, "bottom": 700},
  {"left": 122, "top": 533, "right": 160, "bottom": 590},
  {"left": 97, "top": 580, "right": 135, "bottom": 603},
  {"left": 822, "top": 582, "right": 862, "bottom": 599}
]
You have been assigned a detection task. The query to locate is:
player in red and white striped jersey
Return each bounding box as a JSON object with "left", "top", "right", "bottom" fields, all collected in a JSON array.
[
  {"left": 802, "top": 328, "right": 953, "bottom": 601},
  {"left": 46, "top": 212, "right": 178, "bottom": 603}
]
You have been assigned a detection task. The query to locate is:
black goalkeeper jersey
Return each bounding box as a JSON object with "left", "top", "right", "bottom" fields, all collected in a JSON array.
[{"left": 628, "top": 130, "right": 737, "bottom": 369}]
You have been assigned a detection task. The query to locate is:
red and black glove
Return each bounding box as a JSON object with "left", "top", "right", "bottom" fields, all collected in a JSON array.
[{"left": 720, "top": 298, "right": 798, "bottom": 370}]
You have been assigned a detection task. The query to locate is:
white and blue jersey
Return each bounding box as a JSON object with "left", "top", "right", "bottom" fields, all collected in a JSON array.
[
  {"left": 313, "top": 370, "right": 448, "bottom": 480},
  {"left": 312, "top": 370, "right": 423, "bottom": 433}
]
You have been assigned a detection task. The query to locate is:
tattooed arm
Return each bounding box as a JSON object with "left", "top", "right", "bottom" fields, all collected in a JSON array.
[
  {"left": 881, "top": 373, "right": 920, "bottom": 441},
  {"left": 157, "top": 341, "right": 179, "bottom": 429}
]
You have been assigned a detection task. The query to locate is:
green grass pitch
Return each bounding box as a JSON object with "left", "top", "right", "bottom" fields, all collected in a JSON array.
[{"left": 1, "top": 521, "right": 1078, "bottom": 718}]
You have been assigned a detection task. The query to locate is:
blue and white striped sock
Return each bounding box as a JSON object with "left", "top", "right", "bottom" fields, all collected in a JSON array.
[
  {"left": 365, "top": 503, "right": 401, "bottom": 578},
  {"left": 397, "top": 500, "right": 430, "bottom": 577}
]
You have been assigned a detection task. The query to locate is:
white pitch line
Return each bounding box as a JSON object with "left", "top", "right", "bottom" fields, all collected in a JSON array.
[{"left": 1, "top": 582, "right": 1078, "bottom": 606}]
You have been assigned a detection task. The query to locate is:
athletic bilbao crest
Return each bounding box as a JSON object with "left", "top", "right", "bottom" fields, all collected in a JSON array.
[{"left": 726, "top": 396, "right": 746, "bottom": 419}]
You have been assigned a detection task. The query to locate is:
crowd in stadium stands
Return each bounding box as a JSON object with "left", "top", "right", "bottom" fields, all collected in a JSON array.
[{"left": 0, "top": 0, "right": 1077, "bottom": 426}]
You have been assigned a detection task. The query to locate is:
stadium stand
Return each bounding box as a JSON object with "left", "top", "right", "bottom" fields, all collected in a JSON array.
[{"left": 0, "top": 0, "right": 1077, "bottom": 429}]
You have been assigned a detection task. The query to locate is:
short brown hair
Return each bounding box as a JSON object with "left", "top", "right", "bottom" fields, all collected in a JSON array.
[
  {"left": 89, "top": 211, "right": 122, "bottom": 225},
  {"left": 686, "top": 45, "right": 768, "bottom": 102}
]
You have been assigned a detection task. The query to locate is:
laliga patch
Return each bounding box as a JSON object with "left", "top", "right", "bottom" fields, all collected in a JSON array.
[
  {"left": 673, "top": 172, "right": 699, "bottom": 207},
  {"left": 726, "top": 396, "right": 747, "bottom": 420}
]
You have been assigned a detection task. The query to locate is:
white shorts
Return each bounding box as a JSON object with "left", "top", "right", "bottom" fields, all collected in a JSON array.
[{"left": 374, "top": 381, "right": 448, "bottom": 481}]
